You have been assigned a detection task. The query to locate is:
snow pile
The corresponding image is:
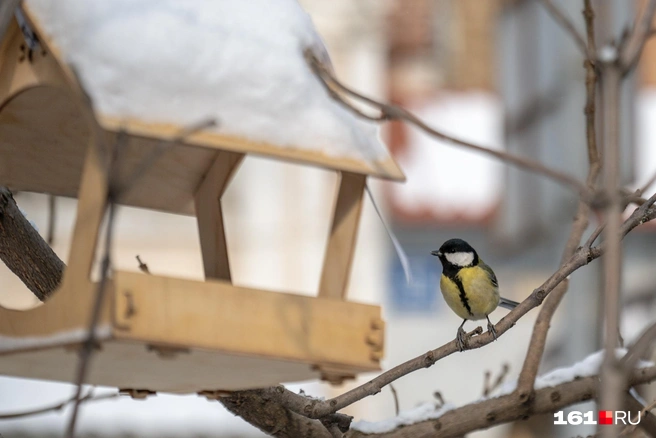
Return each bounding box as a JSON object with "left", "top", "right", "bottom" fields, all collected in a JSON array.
[
  {"left": 351, "top": 402, "right": 455, "bottom": 434},
  {"left": 492, "top": 348, "right": 655, "bottom": 398},
  {"left": 25, "top": 0, "right": 389, "bottom": 164}
]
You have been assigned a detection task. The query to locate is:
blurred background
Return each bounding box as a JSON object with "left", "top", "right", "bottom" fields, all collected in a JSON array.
[{"left": 1, "top": 0, "right": 656, "bottom": 437}]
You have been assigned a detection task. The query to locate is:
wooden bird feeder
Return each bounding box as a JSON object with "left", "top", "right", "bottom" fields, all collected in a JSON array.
[{"left": 0, "top": 6, "right": 404, "bottom": 394}]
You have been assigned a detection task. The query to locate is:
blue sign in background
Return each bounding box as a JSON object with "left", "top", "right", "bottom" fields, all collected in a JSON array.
[{"left": 388, "top": 255, "right": 441, "bottom": 314}]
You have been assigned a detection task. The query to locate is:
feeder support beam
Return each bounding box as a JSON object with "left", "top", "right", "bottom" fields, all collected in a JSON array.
[
  {"left": 194, "top": 151, "right": 244, "bottom": 282},
  {"left": 319, "top": 171, "right": 366, "bottom": 300},
  {"left": 63, "top": 135, "right": 109, "bottom": 295}
]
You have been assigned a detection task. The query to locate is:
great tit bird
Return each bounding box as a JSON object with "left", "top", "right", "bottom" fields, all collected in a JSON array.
[{"left": 431, "top": 238, "right": 518, "bottom": 351}]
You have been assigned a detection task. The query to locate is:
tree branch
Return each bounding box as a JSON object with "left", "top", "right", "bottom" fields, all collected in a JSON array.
[
  {"left": 621, "top": 322, "right": 656, "bottom": 373},
  {"left": 220, "top": 389, "right": 334, "bottom": 438},
  {"left": 598, "top": 53, "right": 624, "bottom": 438},
  {"left": 304, "top": 50, "right": 587, "bottom": 195},
  {"left": 516, "top": 0, "right": 601, "bottom": 404},
  {"left": 0, "top": 391, "right": 118, "bottom": 420},
  {"left": 0, "top": 187, "right": 64, "bottom": 300},
  {"left": 346, "top": 366, "right": 656, "bottom": 438},
  {"left": 537, "top": 0, "right": 590, "bottom": 59}
]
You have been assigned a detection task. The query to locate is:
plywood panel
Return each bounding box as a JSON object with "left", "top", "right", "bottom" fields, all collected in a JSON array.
[
  {"left": 113, "top": 271, "right": 382, "bottom": 372},
  {"left": 0, "top": 272, "right": 384, "bottom": 392},
  {"left": 0, "top": 341, "right": 321, "bottom": 392}
]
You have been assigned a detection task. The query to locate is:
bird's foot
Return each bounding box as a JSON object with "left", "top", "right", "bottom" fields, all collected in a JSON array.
[
  {"left": 456, "top": 327, "right": 467, "bottom": 352},
  {"left": 487, "top": 320, "right": 498, "bottom": 341}
]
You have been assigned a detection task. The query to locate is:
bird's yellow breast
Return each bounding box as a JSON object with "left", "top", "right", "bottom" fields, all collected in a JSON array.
[{"left": 440, "top": 266, "right": 500, "bottom": 321}]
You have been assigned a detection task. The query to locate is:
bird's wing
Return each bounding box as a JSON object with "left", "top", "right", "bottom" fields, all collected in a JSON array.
[{"left": 478, "top": 260, "right": 498, "bottom": 288}]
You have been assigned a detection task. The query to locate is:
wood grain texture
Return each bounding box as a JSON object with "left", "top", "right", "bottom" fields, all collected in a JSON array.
[
  {"left": 319, "top": 172, "right": 366, "bottom": 300},
  {"left": 113, "top": 271, "right": 382, "bottom": 374}
]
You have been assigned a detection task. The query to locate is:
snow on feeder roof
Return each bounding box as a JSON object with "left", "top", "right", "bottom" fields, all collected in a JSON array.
[{"left": 25, "top": 0, "right": 403, "bottom": 176}]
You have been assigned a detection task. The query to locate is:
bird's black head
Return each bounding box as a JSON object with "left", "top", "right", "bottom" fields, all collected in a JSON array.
[{"left": 430, "top": 238, "right": 479, "bottom": 269}]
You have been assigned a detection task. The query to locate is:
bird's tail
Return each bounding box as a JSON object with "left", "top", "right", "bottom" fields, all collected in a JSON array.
[{"left": 499, "top": 297, "right": 520, "bottom": 310}]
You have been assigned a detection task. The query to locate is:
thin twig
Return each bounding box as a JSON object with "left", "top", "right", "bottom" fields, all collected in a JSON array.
[
  {"left": 483, "top": 363, "right": 510, "bottom": 398},
  {"left": 46, "top": 195, "right": 56, "bottom": 246},
  {"left": 0, "top": 391, "right": 118, "bottom": 420},
  {"left": 64, "top": 133, "right": 127, "bottom": 438},
  {"left": 583, "top": 0, "right": 600, "bottom": 173},
  {"left": 65, "top": 201, "right": 117, "bottom": 438},
  {"left": 433, "top": 391, "right": 444, "bottom": 408},
  {"left": 305, "top": 50, "right": 587, "bottom": 195},
  {"left": 620, "top": 322, "right": 656, "bottom": 373},
  {"left": 136, "top": 255, "right": 150, "bottom": 274},
  {"left": 389, "top": 384, "right": 399, "bottom": 416},
  {"left": 638, "top": 168, "right": 656, "bottom": 195},
  {"left": 622, "top": 394, "right": 656, "bottom": 436},
  {"left": 584, "top": 223, "right": 605, "bottom": 248},
  {"left": 537, "top": 0, "right": 590, "bottom": 59}
]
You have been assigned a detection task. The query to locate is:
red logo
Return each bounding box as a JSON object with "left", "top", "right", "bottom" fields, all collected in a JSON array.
[{"left": 599, "top": 411, "right": 613, "bottom": 425}]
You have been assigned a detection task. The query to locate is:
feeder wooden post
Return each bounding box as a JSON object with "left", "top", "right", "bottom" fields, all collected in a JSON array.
[
  {"left": 62, "top": 134, "right": 109, "bottom": 300},
  {"left": 194, "top": 151, "right": 244, "bottom": 281},
  {"left": 319, "top": 171, "right": 366, "bottom": 300}
]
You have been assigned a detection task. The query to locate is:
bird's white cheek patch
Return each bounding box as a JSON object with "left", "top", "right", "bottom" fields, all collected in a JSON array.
[{"left": 445, "top": 252, "right": 474, "bottom": 267}]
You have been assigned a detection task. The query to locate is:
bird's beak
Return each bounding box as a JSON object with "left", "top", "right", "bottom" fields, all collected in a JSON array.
[{"left": 431, "top": 250, "right": 442, "bottom": 257}]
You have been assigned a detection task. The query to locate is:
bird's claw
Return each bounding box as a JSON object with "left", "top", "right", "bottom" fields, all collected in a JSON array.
[
  {"left": 456, "top": 327, "right": 467, "bottom": 352},
  {"left": 487, "top": 320, "right": 498, "bottom": 341}
]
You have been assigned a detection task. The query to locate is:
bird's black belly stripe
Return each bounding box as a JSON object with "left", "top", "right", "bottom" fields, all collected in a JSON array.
[{"left": 450, "top": 275, "right": 472, "bottom": 317}]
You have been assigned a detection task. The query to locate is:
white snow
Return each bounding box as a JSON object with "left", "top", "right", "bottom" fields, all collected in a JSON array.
[
  {"left": 0, "top": 326, "right": 111, "bottom": 353},
  {"left": 24, "top": 0, "right": 390, "bottom": 164},
  {"left": 492, "top": 348, "right": 655, "bottom": 398},
  {"left": 351, "top": 401, "right": 455, "bottom": 434}
]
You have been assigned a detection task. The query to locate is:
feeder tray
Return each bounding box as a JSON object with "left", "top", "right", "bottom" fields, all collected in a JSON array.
[{"left": 0, "top": 5, "right": 404, "bottom": 394}]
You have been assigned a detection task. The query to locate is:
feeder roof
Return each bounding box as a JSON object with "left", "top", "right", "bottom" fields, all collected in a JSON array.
[{"left": 21, "top": 0, "right": 405, "bottom": 180}]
